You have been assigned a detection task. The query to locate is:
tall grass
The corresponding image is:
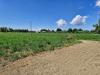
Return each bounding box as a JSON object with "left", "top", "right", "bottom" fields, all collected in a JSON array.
[
  {"left": 0, "top": 32, "right": 78, "bottom": 62},
  {"left": 75, "top": 33, "right": 100, "bottom": 41},
  {"left": 0, "top": 32, "right": 100, "bottom": 64}
]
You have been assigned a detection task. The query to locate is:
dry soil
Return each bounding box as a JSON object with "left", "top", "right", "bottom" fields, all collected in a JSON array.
[{"left": 0, "top": 41, "right": 100, "bottom": 75}]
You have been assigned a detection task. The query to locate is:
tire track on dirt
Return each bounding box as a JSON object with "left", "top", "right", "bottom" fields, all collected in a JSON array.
[{"left": 0, "top": 40, "right": 100, "bottom": 75}]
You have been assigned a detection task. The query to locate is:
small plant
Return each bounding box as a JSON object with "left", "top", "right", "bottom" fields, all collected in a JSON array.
[{"left": 0, "top": 49, "right": 6, "bottom": 57}]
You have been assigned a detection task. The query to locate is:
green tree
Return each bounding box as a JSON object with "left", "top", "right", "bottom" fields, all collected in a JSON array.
[
  {"left": 56, "top": 28, "right": 62, "bottom": 32},
  {"left": 72, "top": 28, "right": 78, "bottom": 33},
  {"left": 93, "top": 19, "right": 100, "bottom": 34},
  {"left": 67, "top": 28, "right": 73, "bottom": 33}
]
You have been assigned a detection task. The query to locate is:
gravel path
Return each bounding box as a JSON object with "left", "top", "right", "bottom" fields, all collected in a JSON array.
[{"left": 0, "top": 41, "right": 100, "bottom": 75}]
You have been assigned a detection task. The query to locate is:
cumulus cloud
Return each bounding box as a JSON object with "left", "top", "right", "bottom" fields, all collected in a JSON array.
[
  {"left": 56, "top": 19, "right": 67, "bottom": 27},
  {"left": 70, "top": 15, "right": 88, "bottom": 25},
  {"left": 96, "top": 0, "right": 100, "bottom": 7}
]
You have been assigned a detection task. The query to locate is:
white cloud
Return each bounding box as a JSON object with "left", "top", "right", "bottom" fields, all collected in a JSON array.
[
  {"left": 96, "top": 0, "right": 100, "bottom": 7},
  {"left": 70, "top": 15, "right": 88, "bottom": 25},
  {"left": 56, "top": 19, "right": 67, "bottom": 27}
]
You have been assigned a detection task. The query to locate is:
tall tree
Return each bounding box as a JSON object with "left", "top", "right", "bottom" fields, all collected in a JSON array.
[
  {"left": 56, "top": 28, "right": 62, "bottom": 32},
  {"left": 94, "top": 19, "right": 100, "bottom": 34}
]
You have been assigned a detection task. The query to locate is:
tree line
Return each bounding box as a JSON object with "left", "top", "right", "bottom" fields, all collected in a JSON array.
[
  {"left": 0, "top": 19, "right": 100, "bottom": 33},
  {"left": 0, "top": 27, "right": 29, "bottom": 32},
  {"left": 40, "top": 19, "right": 100, "bottom": 34},
  {"left": 44, "top": 28, "right": 90, "bottom": 33},
  {"left": 0, "top": 27, "right": 90, "bottom": 33},
  {"left": 0, "top": 27, "right": 96, "bottom": 33}
]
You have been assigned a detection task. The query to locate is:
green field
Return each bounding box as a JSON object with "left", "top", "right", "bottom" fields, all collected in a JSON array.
[
  {"left": 0, "top": 32, "right": 78, "bottom": 62},
  {"left": 0, "top": 32, "right": 100, "bottom": 63},
  {"left": 75, "top": 33, "right": 100, "bottom": 41}
]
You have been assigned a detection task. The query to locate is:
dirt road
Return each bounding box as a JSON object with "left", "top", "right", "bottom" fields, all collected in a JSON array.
[{"left": 0, "top": 41, "right": 100, "bottom": 75}]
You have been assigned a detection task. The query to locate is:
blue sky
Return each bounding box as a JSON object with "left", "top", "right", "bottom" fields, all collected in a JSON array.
[{"left": 0, "top": 0, "right": 100, "bottom": 30}]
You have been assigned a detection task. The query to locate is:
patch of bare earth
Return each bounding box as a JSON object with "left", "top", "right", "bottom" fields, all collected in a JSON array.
[{"left": 0, "top": 41, "right": 100, "bottom": 75}]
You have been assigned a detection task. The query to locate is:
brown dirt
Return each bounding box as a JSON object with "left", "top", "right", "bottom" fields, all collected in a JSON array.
[{"left": 0, "top": 40, "right": 100, "bottom": 75}]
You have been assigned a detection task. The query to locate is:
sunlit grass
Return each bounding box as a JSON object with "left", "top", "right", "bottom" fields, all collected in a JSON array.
[
  {"left": 0, "top": 32, "right": 78, "bottom": 62},
  {"left": 0, "top": 32, "right": 99, "bottom": 62}
]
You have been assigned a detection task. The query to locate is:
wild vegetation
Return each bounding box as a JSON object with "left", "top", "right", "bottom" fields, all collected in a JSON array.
[
  {"left": 0, "top": 32, "right": 100, "bottom": 62},
  {"left": 75, "top": 33, "right": 100, "bottom": 41},
  {"left": 93, "top": 19, "right": 100, "bottom": 34},
  {"left": 0, "top": 19, "right": 100, "bottom": 65},
  {"left": 0, "top": 32, "right": 79, "bottom": 63}
]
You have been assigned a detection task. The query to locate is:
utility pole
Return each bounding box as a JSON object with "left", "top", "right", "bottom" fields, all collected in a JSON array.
[{"left": 30, "top": 21, "right": 32, "bottom": 37}]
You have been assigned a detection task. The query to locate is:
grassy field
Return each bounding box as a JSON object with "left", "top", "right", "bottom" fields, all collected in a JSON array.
[
  {"left": 0, "top": 32, "right": 100, "bottom": 64},
  {"left": 75, "top": 33, "right": 100, "bottom": 41},
  {"left": 0, "top": 32, "right": 78, "bottom": 62}
]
